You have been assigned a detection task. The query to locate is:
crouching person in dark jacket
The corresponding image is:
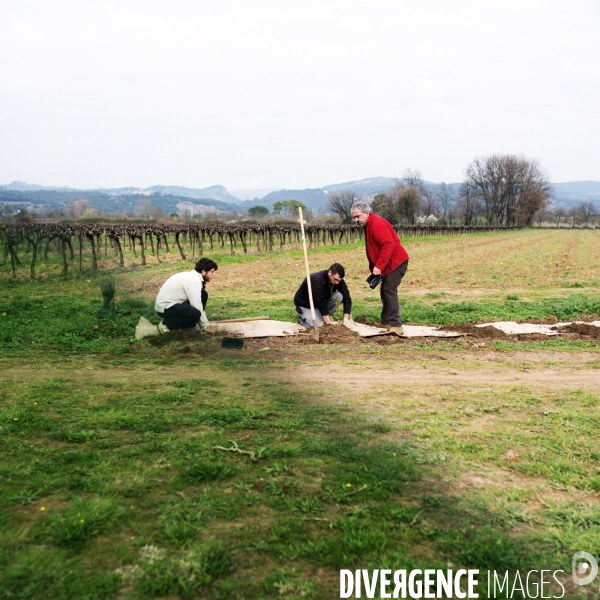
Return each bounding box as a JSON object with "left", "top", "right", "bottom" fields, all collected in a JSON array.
[{"left": 293, "top": 263, "right": 352, "bottom": 328}]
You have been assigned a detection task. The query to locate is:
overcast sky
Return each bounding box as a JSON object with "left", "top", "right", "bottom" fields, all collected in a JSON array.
[{"left": 1, "top": 0, "right": 599, "bottom": 190}]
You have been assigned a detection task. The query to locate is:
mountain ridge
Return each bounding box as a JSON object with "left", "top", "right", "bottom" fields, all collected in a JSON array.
[{"left": 2, "top": 178, "right": 599, "bottom": 213}]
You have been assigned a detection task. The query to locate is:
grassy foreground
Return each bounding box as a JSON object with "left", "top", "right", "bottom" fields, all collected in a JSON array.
[{"left": 1, "top": 229, "right": 600, "bottom": 599}]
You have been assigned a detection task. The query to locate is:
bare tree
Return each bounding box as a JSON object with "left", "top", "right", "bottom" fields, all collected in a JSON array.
[
  {"left": 401, "top": 168, "right": 427, "bottom": 195},
  {"left": 552, "top": 206, "right": 566, "bottom": 228},
  {"left": 534, "top": 205, "right": 548, "bottom": 227},
  {"left": 326, "top": 189, "right": 357, "bottom": 224},
  {"left": 65, "top": 198, "right": 91, "bottom": 220},
  {"left": 456, "top": 183, "right": 482, "bottom": 225},
  {"left": 371, "top": 193, "right": 395, "bottom": 222},
  {"left": 421, "top": 188, "right": 438, "bottom": 217},
  {"left": 179, "top": 205, "right": 192, "bottom": 223},
  {"left": 436, "top": 182, "right": 454, "bottom": 224},
  {"left": 577, "top": 201, "right": 597, "bottom": 227},
  {"left": 463, "top": 154, "right": 551, "bottom": 226},
  {"left": 389, "top": 182, "right": 421, "bottom": 224}
]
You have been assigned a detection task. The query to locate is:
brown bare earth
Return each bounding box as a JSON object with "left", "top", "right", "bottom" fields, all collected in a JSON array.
[
  {"left": 555, "top": 323, "right": 600, "bottom": 339},
  {"left": 145, "top": 318, "right": 600, "bottom": 351}
]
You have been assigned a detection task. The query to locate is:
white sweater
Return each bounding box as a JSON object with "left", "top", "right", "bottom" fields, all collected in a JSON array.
[{"left": 154, "top": 270, "right": 209, "bottom": 328}]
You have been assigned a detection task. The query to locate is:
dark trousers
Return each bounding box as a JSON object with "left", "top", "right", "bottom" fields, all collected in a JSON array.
[
  {"left": 157, "top": 291, "right": 208, "bottom": 330},
  {"left": 380, "top": 260, "right": 408, "bottom": 326}
]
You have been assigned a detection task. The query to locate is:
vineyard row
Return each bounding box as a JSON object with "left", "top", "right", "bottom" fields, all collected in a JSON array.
[{"left": 1, "top": 221, "right": 518, "bottom": 278}]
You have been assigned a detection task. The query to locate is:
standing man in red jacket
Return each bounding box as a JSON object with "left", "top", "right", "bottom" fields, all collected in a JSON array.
[{"left": 351, "top": 201, "right": 409, "bottom": 335}]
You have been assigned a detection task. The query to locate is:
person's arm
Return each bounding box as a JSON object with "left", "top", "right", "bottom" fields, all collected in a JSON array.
[
  {"left": 373, "top": 225, "right": 395, "bottom": 275},
  {"left": 339, "top": 280, "right": 352, "bottom": 319},
  {"left": 182, "top": 276, "right": 209, "bottom": 329},
  {"left": 311, "top": 272, "right": 329, "bottom": 316}
]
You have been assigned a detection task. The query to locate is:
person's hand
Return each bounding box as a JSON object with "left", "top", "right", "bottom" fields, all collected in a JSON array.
[
  {"left": 323, "top": 315, "right": 333, "bottom": 325},
  {"left": 373, "top": 267, "right": 381, "bottom": 276},
  {"left": 343, "top": 314, "right": 351, "bottom": 321},
  {"left": 205, "top": 326, "right": 216, "bottom": 335}
]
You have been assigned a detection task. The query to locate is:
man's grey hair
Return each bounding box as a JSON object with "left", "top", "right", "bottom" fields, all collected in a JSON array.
[{"left": 351, "top": 201, "right": 372, "bottom": 214}]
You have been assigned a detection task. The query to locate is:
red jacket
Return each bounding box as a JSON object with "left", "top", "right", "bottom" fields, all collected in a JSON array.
[{"left": 365, "top": 212, "right": 409, "bottom": 275}]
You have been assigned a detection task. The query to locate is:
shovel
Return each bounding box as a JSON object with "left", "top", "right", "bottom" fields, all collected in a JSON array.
[{"left": 298, "top": 207, "right": 319, "bottom": 342}]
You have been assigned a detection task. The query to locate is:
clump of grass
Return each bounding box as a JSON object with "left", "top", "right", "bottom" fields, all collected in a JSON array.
[
  {"left": 36, "top": 497, "right": 124, "bottom": 548},
  {"left": 0, "top": 548, "right": 121, "bottom": 600},
  {"left": 136, "top": 543, "right": 234, "bottom": 599},
  {"left": 179, "top": 461, "right": 238, "bottom": 484},
  {"left": 158, "top": 497, "right": 207, "bottom": 546}
]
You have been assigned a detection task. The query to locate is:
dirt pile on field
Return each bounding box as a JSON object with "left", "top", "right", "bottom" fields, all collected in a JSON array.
[
  {"left": 555, "top": 323, "right": 600, "bottom": 339},
  {"left": 147, "top": 329, "right": 201, "bottom": 347},
  {"left": 449, "top": 324, "right": 507, "bottom": 339},
  {"left": 141, "top": 319, "right": 600, "bottom": 360}
]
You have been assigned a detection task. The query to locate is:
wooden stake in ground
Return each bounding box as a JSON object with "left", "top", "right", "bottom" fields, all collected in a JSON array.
[{"left": 298, "top": 207, "right": 319, "bottom": 342}]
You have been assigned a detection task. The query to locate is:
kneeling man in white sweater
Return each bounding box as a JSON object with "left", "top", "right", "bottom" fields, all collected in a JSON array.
[{"left": 154, "top": 257, "right": 217, "bottom": 332}]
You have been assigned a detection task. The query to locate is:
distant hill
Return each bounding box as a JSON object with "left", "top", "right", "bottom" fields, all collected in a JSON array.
[
  {"left": 2, "top": 178, "right": 598, "bottom": 215},
  {"left": 149, "top": 184, "right": 240, "bottom": 203},
  {"left": 230, "top": 188, "right": 281, "bottom": 200},
  {"left": 98, "top": 184, "right": 240, "bottom": 203},
  {"left": 258, "top": 188, "right": 330, "bottom": 212},
  {"left": 552, "top": 181, "right": 600, "bottom": 208},
  {"left": 322, "top": 176, "right": 397, "bottom": 196},
  {"left": 0, "top": 189, "right": 234, "bottom": 215},
  {"left": 3, "top": 181, "right": 75, "bottom": 192}
]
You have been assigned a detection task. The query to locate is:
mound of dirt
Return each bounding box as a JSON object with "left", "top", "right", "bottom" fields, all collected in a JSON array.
[
  {"left": 279, "top": 324, "right": 371, "bottom": 346},
  {"left": 555, "top": 323, "right": 600, "bottom": 339},
  {"left": 447, "top": 324, "right": 508, "bottom": 340},
  {"left": 147, "top": 329, "right": 201, "bottom": 347}
]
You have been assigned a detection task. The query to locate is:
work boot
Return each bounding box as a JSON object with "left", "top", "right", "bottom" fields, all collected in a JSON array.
[
  {"left": 389, "top": 326, "right": 404, "bottom": 336},
  {"left": 157, "top": 321, "right": 169, "bottom": 334}
]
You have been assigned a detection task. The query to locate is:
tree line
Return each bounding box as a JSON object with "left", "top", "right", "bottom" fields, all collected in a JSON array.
[{"left": 325, "top": 154, "right": 599, "bottom": 228}]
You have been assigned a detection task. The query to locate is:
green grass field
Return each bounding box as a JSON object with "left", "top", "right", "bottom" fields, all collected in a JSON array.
[{"left": 1, "top": 229, "right": 599, "bottom": 599}]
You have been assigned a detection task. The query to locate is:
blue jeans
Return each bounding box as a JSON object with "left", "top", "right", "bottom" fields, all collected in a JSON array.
[{"left": 296, "top": 291, "right": 343, "bottom": 328}]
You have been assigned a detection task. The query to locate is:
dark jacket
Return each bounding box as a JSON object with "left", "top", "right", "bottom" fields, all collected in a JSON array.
[
  {"left": 294, "top": 270, "right": 352, "bottom": 316},
  {"left": 365, "top": 212, "right": 409, "bottom": 275}
]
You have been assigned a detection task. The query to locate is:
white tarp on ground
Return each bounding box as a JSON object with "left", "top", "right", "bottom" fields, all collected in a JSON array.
[
  {"left": 208, "top": 320, "right": 305, "bottom": 338},
  {"left": 476, "top": 322, "right": 559, "bottom": 335},
  {"left": 342, "top": 320, "right": 388, "bottom": 337},
  {"left": 401, "top": 325, "right": 463, "bottom": 338},
  {"left": 135, "top": 317, "right": 160, "bottom": 339},
  {"left": 136, "top": 317, "right": 600, "bottom": 340},
  {"left": 476, "top": 321, "right": 600, "bottom": 335},
  {"left": 342, "top": 319, "right": 462, "bottom": 338}
]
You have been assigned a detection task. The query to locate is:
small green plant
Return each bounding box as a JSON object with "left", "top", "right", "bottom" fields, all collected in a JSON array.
[
  {"left": 179, "top": 461, "right": 238, "bottom": 484},
  {"left": 9, "top": 488, "right": 43, "bottom": 505},
  {"left": 99, "top": 278, "right": 116, "bottom": 317}
]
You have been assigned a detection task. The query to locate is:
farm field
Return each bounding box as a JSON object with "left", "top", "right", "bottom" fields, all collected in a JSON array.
[{"left": 1, "top": 228, "right": 600, "bottom": 599}]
